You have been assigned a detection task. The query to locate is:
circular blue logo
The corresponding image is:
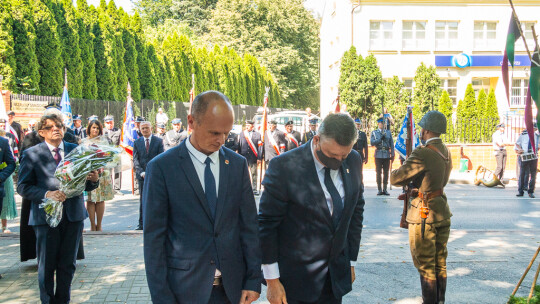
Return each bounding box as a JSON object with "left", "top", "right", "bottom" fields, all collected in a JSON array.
[{"left": 452, "top": 53, "right": 471, "bottom": 68}]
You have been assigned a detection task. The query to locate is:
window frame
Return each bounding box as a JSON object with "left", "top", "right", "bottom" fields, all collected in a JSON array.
[
  {"left": 402, "top": 20, "right": 427, "bottom": 50},
  {"left": 370, "top": 20, "right": 394, "bottom": 50}
]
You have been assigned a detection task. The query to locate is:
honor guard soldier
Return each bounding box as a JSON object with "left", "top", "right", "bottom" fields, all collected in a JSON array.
[
  {"left": 353, "top": 118, "right": 369, "bottom": 165},
  {"left": 164, "top": 118, "right": 187, "bottom": 150},
  {"left": 134, "top": 116, "right": 144, "bottom": 137},
  {"left": 302, "top": 118, "right": 318, "bottom": 143},
  {"left": 237, "top": 120, "right": 262, "bottom": 194},
  {"left": 371, "top": 117, "right": 394, "bottom": 195},
  {"left": 104, "top": 115, "right": 123, "bottom": 194},
  {"left": 155, "top": 123, "right": 167, "bottom": 141},
  {"left": 72, "top": 115, "right": 86, "bottom": 140},
  {"left": 515, "top": 127, "right": 539, "bottom": 198},
  {"left": 264, "top": 120, "right": 287, "bottom": 166},
  {"left": 284, "top": 120, "right": 302, "bottom": 150},
  {"left": 390, "top": 111, "right": 452, "bottom": 304}
]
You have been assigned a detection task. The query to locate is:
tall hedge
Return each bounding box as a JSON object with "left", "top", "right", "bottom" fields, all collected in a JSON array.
[{"left": 0, "top": 0, "right": 16, "bottom": 90}]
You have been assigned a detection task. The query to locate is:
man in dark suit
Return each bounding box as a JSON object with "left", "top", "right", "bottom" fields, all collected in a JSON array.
[
  {"left": 143, "top": 91, "right": 261, "bottom": 304},
  {"left": 17, "top": 114, "right": 99, "bottom": 304},
  {"left": 264, "top": 120, "right": 287, "bottom": 165},
  {"left": 259, "top": 113, "right": 365, "bottom": 304},
  {"left": 236, "top": 120, "right": 262, "bottom": 194},
  {"left": 133, "top": 121, "right": 164, "bottom": 230}
]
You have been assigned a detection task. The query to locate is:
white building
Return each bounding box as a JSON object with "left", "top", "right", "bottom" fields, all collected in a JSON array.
[{"left": 320, "top": 0, "right": 540, "bottom": 118}]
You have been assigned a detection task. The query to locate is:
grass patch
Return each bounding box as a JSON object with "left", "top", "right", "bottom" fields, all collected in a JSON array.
[{"left": 509, "top": 285, "right": 540, "bottom": 304}]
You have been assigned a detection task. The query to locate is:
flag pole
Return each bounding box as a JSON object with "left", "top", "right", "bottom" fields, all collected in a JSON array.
[
  {"left": 531, "top": 25, "right": 539, "bottom": 48},
  {"left": 508, "top": 0, "right": 533, "bottom": 61},
  {"left": 64, "top": 68, "right": 68, "bottom": 89},
  {"left": 257, "top": 87, "right": 270, "bottom": 193}
]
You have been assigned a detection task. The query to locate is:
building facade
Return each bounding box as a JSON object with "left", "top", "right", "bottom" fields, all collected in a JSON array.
[{"left": 320, "top": 0, "right": 540, "bottom": 118}]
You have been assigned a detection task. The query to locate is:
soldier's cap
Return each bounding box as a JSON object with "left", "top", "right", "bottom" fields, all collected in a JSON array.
[
  {"left": 418, "top": 110, "right": 447, "bottom": 134},
  {"left": 7, "top": 111, "right": 15, "bottom": 116},
  {"left": 354, "top": 118, "right": 361, "bottom": 124},
  {"left": 309, "top": 118, "right": 318, "bottom": 125},
  {"left": 44, "top": 100, "right": 61, "bottom": 110},
  {"left": 496, "top": 123, "right": 505, "bottom": 128},
  {"left": 270, "top": 120, "right": 278, "bottom": 125},
  {"left": 104, "top": 115, "right": 114, "bottom": 122},
  {"left": 285, "top": 120, "right": 294, "bottom": 126},
  {"left": 377, "top": 118, "right": 384, "bottom": 123},
  {"left": 157, "top": 123, "right": 165, "bottom": 129},
  {"left": 246, "top": 120, "right": 255, "bottom": 125},
  {"left": 88, "top": 115, "right": 98, "bottom": 121},
  {"left": 0, "top": 118, "right": 6, "bottom": 123},
  {"left": 135, "top": 116, "right": 145, "bottom": 122},
  {"left": 73, "top": 115, "right": 82, "bottom": 121},
  {"left": 171, "top": 118, "right": 181, "bottom": 124}
]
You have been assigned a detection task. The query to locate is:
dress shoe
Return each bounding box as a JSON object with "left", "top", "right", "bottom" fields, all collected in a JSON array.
[
  {"left": 383, "top": 190, "right": 390, "bottom": 196},
  {"left": 516, "top": 193, "right": 524, "bottom": 197},
  {"left": 115, "top": 190, "right": 124, "bottom": 196},
  {"left": 529, "top": 193, "right": 535, "bottom": 198},
  {"left": 135, "top": 225, "right": 143, "bottom": 231},
  {"left": 377, "top": 191, "right": 383, "bottom": 196}
]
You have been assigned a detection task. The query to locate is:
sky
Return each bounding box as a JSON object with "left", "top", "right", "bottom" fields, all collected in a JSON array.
[{"left": 85, "top": 0, "right": 326, "bottom": 17}]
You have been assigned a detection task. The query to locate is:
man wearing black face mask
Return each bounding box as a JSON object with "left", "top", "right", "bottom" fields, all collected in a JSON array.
[{"left": 259, "top": 113, "right": 366, "bottom": 304}]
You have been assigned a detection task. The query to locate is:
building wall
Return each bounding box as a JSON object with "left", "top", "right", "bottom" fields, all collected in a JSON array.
[{"left": 320, "top": 0, "right": 540, "bottom": 118}]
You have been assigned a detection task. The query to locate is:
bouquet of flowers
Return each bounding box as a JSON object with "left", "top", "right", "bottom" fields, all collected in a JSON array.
[{"left": 40, "top": 136, "right": 124, "bottom": 227}]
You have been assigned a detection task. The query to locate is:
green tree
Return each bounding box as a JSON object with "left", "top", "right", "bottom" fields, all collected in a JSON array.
[
  {"left": 359, "top": 55, "right": 385, "bottom": 121},
  {"left": 412, "top": 63, "right": 441, "bottom": 122},
  {"left": 384, "top": 76, "right": 406, "bottom": 135},
  {"left": 121, "top": 17, "right": 140, "bottom": 101},
  {"left": 438, "top": 90, "right": 454, "bottom": 143},
  {"left": 93, "top": 14, "right": 114, "bottom": 100},
  {"left": 0, "top": 0, "right": 16, "bottom": 90},
  {"left": 456, "top": 84, "right": 476, "bottom": 142},
  {"left": 484, "top": 88, "right": 500, "bottom": 141},
  {"left": 338, "top": 47, "right": 360, "bottom": 115},
  {"left": 77, "top": 14, "right": 97, "bottom": 99}
]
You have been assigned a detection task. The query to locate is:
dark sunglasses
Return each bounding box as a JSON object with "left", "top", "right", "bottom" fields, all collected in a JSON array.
[{"left": 42, "top": 124, "right": 64, "bottom": 131}]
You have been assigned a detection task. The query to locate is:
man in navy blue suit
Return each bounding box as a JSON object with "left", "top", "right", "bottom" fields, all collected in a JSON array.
[
  {"left": 143, "top": 91, "right": 261, "bottom": 304},
  {"left": 17, "top": 114, "right": 99, "bottom": 304},
  {"left": 259, "top": 113, "right": 365, "bottom": 304},
  {"left": 236, "top": 120, "right": 262, "bottom": 194},
  {"left": 133, "top": 121, "right": 164, "bottom": 230}
]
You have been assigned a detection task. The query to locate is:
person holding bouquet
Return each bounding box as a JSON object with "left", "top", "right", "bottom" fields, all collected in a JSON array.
[
  {"left": 84, "top": 119, "right": 114, "bottom": 232},
  {"left": 17, "top": 114, "right": 99, "bottom": 304}
]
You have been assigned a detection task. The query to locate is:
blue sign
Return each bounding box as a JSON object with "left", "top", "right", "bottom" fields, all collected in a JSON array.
[{"left": 435, "top": 54, "right": 531, "bottom": 68}]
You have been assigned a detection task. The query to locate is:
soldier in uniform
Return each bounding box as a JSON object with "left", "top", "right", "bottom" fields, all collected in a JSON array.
[
  {"left": 263, "top": 120, "right": 287, "bottom": 166},
  {"left": 515, "top": 127, "right": 539, "bottom": 198},
  {"left": 134, "top": 116, "right": 144, "bottom": 137},
  {"left": 390, "top": 111, "right": 452, "bottom": 304},
  {"left": 284, "top": 120, "right": 302, "bottom": 151},
  {"left": 164, "top": 118, "right": 187, "bottom": 150},
  {"left": 371, "top": 117, "right": 394, "bottom": 195},
  {"left": 236, "top": 120, "right": 262, "bottom": 194},
  {"left": 104, "top": 115, "right": 122, "bottom": 194},
  {"left": 72, "top": 115, "right": 86, "bottom": 140},
  {"left": 225, "top": 131, "right": 238, "bottom": 150},
  {"left": 353, "top": 118, "right": 369, "bottom": 164},
  {"left": 155, "top": 123, "right": 167, "bottom": 141},
  {"left": 302, "top": 118, "right": 318, "bottom": 143}
]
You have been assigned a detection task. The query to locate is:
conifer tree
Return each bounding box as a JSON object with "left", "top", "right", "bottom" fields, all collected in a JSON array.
[
  {"left": 78, "top": 17, "right": 97, "bottom": 99},
  {"left": 93, "top": 19, "right": 114, "bottom": 100},
  {"left": 0, "top": 0, "right": 16, "bottom": 90},
  {"left": 438, "top": 90, "right": 454, "bottom": 143},
  {"left": 122, "top": 18, "right": 140, "bottom": 101}
]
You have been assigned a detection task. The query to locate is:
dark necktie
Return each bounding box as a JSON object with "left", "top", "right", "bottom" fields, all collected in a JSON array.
[
  {"left": 324, "top": 168, "right": 343, "bottom": 227},
  {"left": 204, "top": 157, "right": 217, "bottom": 219},
  {"left": 53, "top": 148, "right": 62, "bottom": 165},
  {"left": 145, "top": 138, "right": 149, "bottom": 153}
]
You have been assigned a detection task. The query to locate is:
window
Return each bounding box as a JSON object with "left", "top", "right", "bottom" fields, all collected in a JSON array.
[
  {"left": 511, "top": 79, "right": 528, "bottom": 107},
  {"left": 402, "top": 21, "right": 427, "bottom": 50},
  {"left": 435, "top": 21, "right": 459, "bottom": 50},
  {"left": 370, "top": 21, "right": 394, "bottom": 50},
  {"left": 402, "top": 79, "right": 414, "bottom": 99},
  {"left": 473, "top": 21, "right": 497, "bottom": 50},
  {"left": 519, "top": 21, "right": 536, "bottom": 51},
  {"left": 472, "top": 78, "right": 490, "bottom": 97},
  {"left": 440, "top": 79, "right": 458, "bottom": 105}
]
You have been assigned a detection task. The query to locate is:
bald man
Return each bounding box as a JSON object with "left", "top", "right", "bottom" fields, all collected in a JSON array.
[{"left": 143, "top": 91, "right": 262, "bottom": 304}]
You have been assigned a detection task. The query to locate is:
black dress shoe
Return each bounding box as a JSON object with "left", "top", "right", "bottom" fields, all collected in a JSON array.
[
  {"left": 529, "top": 193, "right": 535, "bottom": 198},
  {"left": 383, "top": 190, "right": 390, "bottom": 196},
  {"left": 377, "top": 191, "right": 383, "bottom": 196},
  {"left": 516, "top": 193, "right": 524, "bottom": 197},
  {"left": 135, "top": 225, "right": 143, "bottom": 230}
]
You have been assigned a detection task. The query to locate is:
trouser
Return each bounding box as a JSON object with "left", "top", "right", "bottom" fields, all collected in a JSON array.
[
  {"left": 408, "top": 219, "right": 451, "bottom": 281},
  {"left": 493, "top": 150, "right": 507, "bottom": 180},
  {"left": 519, "top": 159, "right": 538, "bottom": 194},
  {"left": 33, "top": 218, "right": 83, "bottom": 304},
  {"left": 207, "top": 285, "right": 232, "bottom": 304},
  {"left": 113, "top": 167, "right": 122, "bottom": 191},
  {"left": 375, "top": 158, "right": 391, "bottom": 191},
  {"left": 287, "top": 275, "right": 342, "bottom": 304},
  {"left": 138, "top": 178, "right": 144, "bottom": 227},
  {"left": 248, "top": 162, "right": 258, "bottom": 192}
]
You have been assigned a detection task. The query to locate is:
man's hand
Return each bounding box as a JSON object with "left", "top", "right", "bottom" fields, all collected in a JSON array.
[
  {"left": 363, "top": 157, "right": 368, "bottom": 165},
  {"left": 239, "top": 290, "right": 259, "bottom": 304},
  {"left": 86, "top": 170, "right": 99, "bottom": 182},
  {"left": 141, "top": 172, "right": 145, "bottom": 179},
  {"left": 46, "top": 190, "right": 66, "bottom": 202},
  {"left": 351, "top": 266, "right": 356, "bottom": 283},
  {"left": 266, "top": 279, "right": 287, "bottom": 304}
]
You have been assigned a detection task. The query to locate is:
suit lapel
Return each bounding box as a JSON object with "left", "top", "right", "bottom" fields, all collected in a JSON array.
[
  {"left": 39, "top": 142, "right": 58, "bottom": 174},
  {"left": 178, "top": 142, "right": 214, "bottom": 223},
  {"left": 213, "top": 148, "right": 229, "bottom": 231},
  {"left": 338, "top": 160, "right": 352, "bottom": 227},
  {"left": 303, "top": 144, "right": 334, "bottom": 229}
]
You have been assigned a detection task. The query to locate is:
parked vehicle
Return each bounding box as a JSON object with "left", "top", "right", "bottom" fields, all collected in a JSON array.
[{"left": 268, "top": 111, "right": 321, "bottom": 134}]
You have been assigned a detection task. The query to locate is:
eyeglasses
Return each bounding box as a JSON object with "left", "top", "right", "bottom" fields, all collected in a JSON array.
[{"left": 42, "top": 124, "right": 64, "bottom": 131}]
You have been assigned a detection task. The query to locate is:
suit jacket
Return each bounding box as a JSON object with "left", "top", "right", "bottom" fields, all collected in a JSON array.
[
  {"left": 0, "top": 137, "right": 16, "bottom": 198},
  {"left": 236, "top": 130, "right": 262, "bottom": 165},
  {"left": 17, "top": 141, "right": 99, "bottom": 226},
  {"left": 259, "top": 142, "right": 365, "bottom": 302},
  {"left": 143, "top": 140, "right": 262, "bottom": 304},
  {"left": 264, "top": 130, "right": 287, "bottom": 162},
  {"left": 133, "top": 135, "right": 164, "bottom": 180}
]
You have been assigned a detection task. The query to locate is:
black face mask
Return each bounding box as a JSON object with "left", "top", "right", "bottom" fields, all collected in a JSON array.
[{"left": 316, "top": 144, "right": 343, "bottom": 170}]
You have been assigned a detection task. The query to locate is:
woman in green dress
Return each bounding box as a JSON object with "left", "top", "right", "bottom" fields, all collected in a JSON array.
[
  {"left": 84, "top": 119, "right": 114, "bottom": 231},
  {"left": 0, "top": 123, "right": 17, "bottom": 233}
]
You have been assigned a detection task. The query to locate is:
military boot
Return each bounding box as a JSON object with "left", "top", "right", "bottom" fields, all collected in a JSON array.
[
  {"left": 377, "top": 184, "right": 383, "bottom": 195},
  {"left": 420, "top": 275, "right": 437, "bottom": 304},
  {"left": 436, "top": 275, "right": 447, "bottom": 304}
]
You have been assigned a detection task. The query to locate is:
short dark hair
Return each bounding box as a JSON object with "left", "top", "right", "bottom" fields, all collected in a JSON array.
[
  {"left": 87, "top": 119, "right": 103, "bottom": 136},
  {"left": 191, "top": 91, "right": 232, "bottom": 123},
  {"left": 37, "top": 114, "right": 64, "bottom": 131},
  {"left": 318, "top": 113, "right": 357, "bottom": 146}
]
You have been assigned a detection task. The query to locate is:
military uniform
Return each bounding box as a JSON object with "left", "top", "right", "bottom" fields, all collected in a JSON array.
[
  {"left": 236, "top": 122, "right": 262, "bottom": 193},
  {"left": 390, "top": 111, "right": 452, "bottom": 304},
  {"left": 284, "top": 130, "right": 302, "bottom": 151},
  {"left": 225, "top": 131, "right": 238, "bottom": 150},
  {"left": 264, "top": 129, "right": 287, "bottom": 163},
  {"left": 302, "top": 129, "right": 317, "bottom": 143},
  {"left": 371, "top": 126, "right": 394, "bottom": 195},
  {"left": 164, "top": 129, "right": 187, "bottom": 150}
]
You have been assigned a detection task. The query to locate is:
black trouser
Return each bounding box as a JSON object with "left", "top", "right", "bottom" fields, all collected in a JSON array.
[
  {"left": 33, "top": 218, "right": 83, "bottom": 304},
  {"left": 207, "top": 285, "right": 231, "bottom": 304},
  {"left": 138, "top": 178, "right": 144, "bottom": 227},
  {"left": 494, "top": 150, "right": 507, "bottom": 180},
  {"left": 248, "top": 162, "right": 258, "bottom": 192},
  {"left": 519, "top": 159, "right": 538, "bottom": 194},
  {"left": 287, "top": 275, "right": 342, "bottom": 304},
  {"left": 375, "top": 158, "right": 391, "bottom": 191}
]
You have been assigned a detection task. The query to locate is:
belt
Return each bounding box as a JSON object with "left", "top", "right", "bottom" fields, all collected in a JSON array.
[
  {"left": 213, "top": 277, "right": 223, "bottom": 286},
  {"left": 418, "top": 189, "right": 444, "bottom": 201}
]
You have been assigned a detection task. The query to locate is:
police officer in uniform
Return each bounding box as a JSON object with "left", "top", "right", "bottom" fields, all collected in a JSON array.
[
  {"left": 371, "top": 117, "right": 394, "bottom": 195},
  {"left": 103, "top": 115, "right": 122, "bottom": 194},
  {"left": 164, "top": 118, "right": 187, "bottom": 150},
  {"left": 236, "top": 120, "right": 262, "bottom": 194},
  {"left": 302, "top": 118, "right": 318, "bottom": 143},
  {"left": 353, "top": 118, "right": 369, "bottom": 164},
  {"left": 72, "top": 115, "right": 86, "bottom": 140},
  {"left": 284, "top": 120, "right": 302, "bottom": 151},
  {"left": 263, "top": 120, "right": 287, "bottom": 166},
  {"left": 155, "top": 123, "right": 167, "bottom": 141},
  {"left": 390, "top": 111, "right": 452, "bottom": 304}
]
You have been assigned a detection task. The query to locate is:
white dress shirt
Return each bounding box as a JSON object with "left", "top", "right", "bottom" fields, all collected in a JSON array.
[
  {"left": 515, "top": 133, "right": 539, "bottom": 153},
  {"left": 492, "top": 130, "right": 506, "bottom": 151},
  {"left": 156, "top": 113, "right": 169, "bottom": 125},
  {"left": 185, "top": 137, "right": 221, "bottom": 276},
  {"left": 261, "top": 141, "right": 348, "bottom": 280}
]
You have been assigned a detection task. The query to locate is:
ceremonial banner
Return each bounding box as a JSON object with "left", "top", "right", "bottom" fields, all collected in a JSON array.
[
  {"left": 120, "top": 93, "right": 138, "bottom": 156},
  {"left": 502, "top": 13, "right": 522, "bottom": 105},
  {"left": 395, "top": 111, "right": 420, "bottom": 159},
  {"left": 60, "top": 87, "right": 73, "bottom": 129},
  {"left": 530, "top": 45, "right": 540, "bottom": 131}
]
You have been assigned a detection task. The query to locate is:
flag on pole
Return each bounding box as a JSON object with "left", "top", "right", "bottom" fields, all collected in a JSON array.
[
  {"left": 60, "top": 69, "right": 73, "bottom": 128},
  {"left": 524, "top": 87, "right": 536, "bottom": 154},
  {"left": 529, "top": 45, "right": 540, "bottom": 131},
  {"left": 502, "top": 13, "right": 522, "bottom": 105},
  {"left": 120, "top": 83, "right": 138, "bottom": 156},
  {"left": 260, "top": 88, "right": 270, "bottom": 149},
  {"left": 395, "top": 108, "right": 420, "bottom": 159},
  {"left": 333, "top": 94, "right": 341, "bottom": 113},
  {"left": 188, "top": 74, "right": 195, "bottom": 133}
]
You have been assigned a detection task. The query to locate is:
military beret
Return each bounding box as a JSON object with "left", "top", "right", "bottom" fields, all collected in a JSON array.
[
  {"left": 73, "top": 115, "right": 82, "bottom": 121},
  {"left": 7, "top": 111, "right": 15, "bottom": 116},
  {"left": 135, "top": 116, "right": 145, "bottom": 122},
  {"left": 309, "top": 118, "right": 318, "bottom": 125},
  {"left": 377, "top": 118, "right": 384, "bottom": 123},
  {"left": 157, "top": 123, "right": 165, "bottom": 128},
  {"left": 354, "top": 118, "right": 361, "bottom": 123},
  {"left": 246, "top": 120, "right": 255, "bottom": 125},
  {"left": 285, "top": 120, "right": 294, "bottom": 126},
  {"left": 104, "top": 115, "right": 114, "bottom": 122},
  {"left": 171, "top": 118, "right": 182, "bottom": 124}
]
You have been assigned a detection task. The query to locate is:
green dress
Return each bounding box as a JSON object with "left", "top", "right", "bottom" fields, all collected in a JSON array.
[
  {"left": 84, "top": 136, "right": 115, "bottom": 203},
  {"left": 1, "top": 175, "right": 17, "bottom": 220}
]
